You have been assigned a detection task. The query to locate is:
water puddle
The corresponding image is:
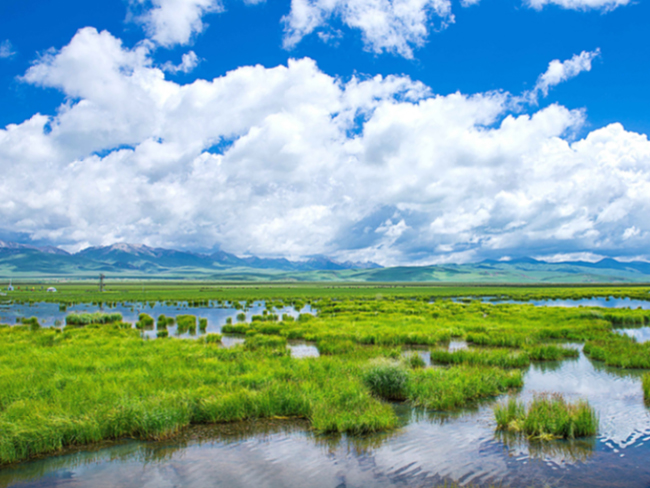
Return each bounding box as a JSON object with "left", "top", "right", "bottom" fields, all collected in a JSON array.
[
  {"left": 402, "top": 347, "right": 432, "bottom": 366},
  {"left": 4, "top": 351, "right": 649, "bottom": 488},
  {"left": 615, "top": 327, "right": 650, "bottom": 343},
  {"left": 288, "top": 341, "right": 320, "bottom": 358}
]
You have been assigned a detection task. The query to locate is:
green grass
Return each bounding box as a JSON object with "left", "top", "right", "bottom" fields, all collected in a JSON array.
[
  {"left": 203, "top": 333, "right": 222, "bottom": 344},
  {"left": 0, "top": 325, "right": 399, "bottom": 464},
  {"left": 526, "top": 344, "right": 579, "bottom": 361},
  {"left": 65, "top": 312, "right": 123, "bottom": 327},
  {"left": 2, "top": 285, "right": 650, "bottom": 465},
  {"left": 494, "top": 394, "right": 598, "bottom": 439},
  {"left": 430, "top": 349, "right": 530, "bottom": 369},
  {"left": 362, "top": 360, "right": 410, "bottom": 401},
  {"left": 408, "top": 367, "right": 523, "bottom": 410},
  {"left": 584, "top": 336, "right": 650, "bottom": 369},
  {"left": 176, "top": 315, "right": 197, "bottom": 335},
  {"left": 643, "top": 373, "right": 650, "bottom": 402}
]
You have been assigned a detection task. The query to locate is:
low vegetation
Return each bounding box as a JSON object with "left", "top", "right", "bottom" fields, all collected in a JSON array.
[
  {"left": 643, "top": 373, "right": 650, "bottom": 402},
  {"left": 65, "top": 312, "right": 123, "bottom": 326},
  {"left": 1, "top": 283, "right": 649, "bottom": 466},
  {"left": 494, "top": 394, "right": 598, "bottom": 439}
]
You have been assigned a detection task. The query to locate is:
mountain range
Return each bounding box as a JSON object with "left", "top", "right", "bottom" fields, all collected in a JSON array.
[{"left": 1, "top": 240, "right": 650, "bottom": 283}]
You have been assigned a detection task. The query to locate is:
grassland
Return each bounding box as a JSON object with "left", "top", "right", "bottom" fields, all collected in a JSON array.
[{"left": 1, "top": 283, "right": 649, "bottom": 465}]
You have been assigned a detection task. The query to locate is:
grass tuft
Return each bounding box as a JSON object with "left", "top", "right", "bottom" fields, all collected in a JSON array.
[
  {"left": 494, "top": 394, "right": 598, "bottom": 439},
  {"left": 362, "top": 359, "right": 410, "bottom": 401}
]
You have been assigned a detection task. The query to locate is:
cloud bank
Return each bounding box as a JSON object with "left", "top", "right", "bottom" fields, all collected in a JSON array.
[{"left": 2, "top": 28, "right": 650, "bottom": 264}]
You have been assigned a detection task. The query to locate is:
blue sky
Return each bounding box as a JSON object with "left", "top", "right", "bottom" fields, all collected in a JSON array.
[{"left": 1, "top": 0, "right": 649, "bottom": 265}]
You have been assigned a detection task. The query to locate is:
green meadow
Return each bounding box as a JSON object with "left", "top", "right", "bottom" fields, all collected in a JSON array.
[{"left": 1, "top": 283, "right": 649, "bottom": 465}]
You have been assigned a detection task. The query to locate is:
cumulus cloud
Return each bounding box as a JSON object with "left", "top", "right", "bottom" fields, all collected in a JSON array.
[
  {"left": 523, "top": 49, "right": 600, "bottom": 104},
  {"left": 282, "top": 0, "right": 454, "bottom": 58},
  {"left": 0, "top": 40, "right": 16, "bottom": 59},
  {"left": 3, "top": 28, "right": 650, "bottom": 265},
  {"left": 526, "top": 0, "right": 631, "bottom": 11},
  {"left": 162, "top": 51, "right": 201, "bottom": 73},
  {"left": 129, "top": 0, "right": 222, "bottom": 47}
]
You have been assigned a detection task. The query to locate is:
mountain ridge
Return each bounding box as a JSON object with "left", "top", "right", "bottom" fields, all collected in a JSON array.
[{"left": 1, "top": 241, "right": 650, "bottom": 283}]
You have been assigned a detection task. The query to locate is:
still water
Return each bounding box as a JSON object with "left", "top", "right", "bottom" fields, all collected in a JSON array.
[
  {"left": 2, "top": 351, "right": 648, "bottom": 488},
  {"left": 481, "top": 296, "right": 650, "bottom": 310},
  {"left": 0, "top": 301, "right": 314, "bottom": 340}
]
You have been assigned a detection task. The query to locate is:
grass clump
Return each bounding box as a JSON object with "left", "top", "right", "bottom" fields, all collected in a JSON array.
[
  {"left": 198, "top": 318, "right": 208, "bottom": 333},
  {"left": 402, "top": 352, "right": 426, "bottom": 369},
  {"left": 494, "top": 394, "right": 598, "bottom": 439},
  {"left": 317, "top": 337, "right": 356, "bottom": 355},
  {"left": 157, "top": 330, "right": 169, "bottom": 339},
  {"left": 65, "top": 312, "right": 123, "bottom": 327},
  {"left": 176, "top": 315, "right": 197, "bottom": 335},
  {"left": 157, "top": 315, "right": 173, "bottom": 329},
  {"left": 362, "top": 359, "right": 410, "bottom": 401},
  {"left": 643, "top": 373, "right": 650, "bottom": 402},
  {"left": 526, "top": 344, "right": 579, "bottom": 361},
  {"left": 584, "top": 337, "right": 650, "bottom": 369},
  {"left": 203, "top": 333, "right": 222, "bottom": 344},
  {"left": 431, "top": 349, "right": 530, "bottom": 369},
  {"left": 243, "top": 334, "right": 287, "bottom": 351},
  {"left": 408, "top": 367, "right": 522, "bottom": 410},
  {"left": 136, "top": 313, "right": 154, "bottom": 330},
  {"left": 221, "top": 323, "right": 249, "bottom": 334}
]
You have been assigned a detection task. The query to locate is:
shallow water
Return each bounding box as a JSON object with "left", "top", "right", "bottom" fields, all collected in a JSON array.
[
  {"left": 0, "top": 301, "right": 314, "bottom": 339},
  {"left": 616, "top": 326, "right": 650, "bottom": 343},
  {"left": 3, "top": 352, "right": 649, "bottom": 488},
  {"left": 482, "top": 296, "right": 650, "bottom": 309}
]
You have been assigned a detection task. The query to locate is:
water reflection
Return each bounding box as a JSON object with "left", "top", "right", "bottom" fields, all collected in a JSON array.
[
  {"left": 616, "top": 326, "right": 650, "bottom": 343},
  {"left": 287, "top": 341, "right": 320, "bottom": 358},
  {"left": 482, "top": 296, "right": 650, "bottom": 310}
]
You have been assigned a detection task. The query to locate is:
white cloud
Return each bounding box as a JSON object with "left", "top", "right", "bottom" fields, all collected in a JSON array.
[
  {"left": 524, "top": 49, "right": 600, "bottom": 103},
  {"left": 282, "top": 0, "right": 454, "bottom": 58},
  {"left": 129, "top": 0, "right": 222, "bottom": 47},
  {"left": 526, "top": 0, "right": 631, "bottom": 12},
  {"left": 535, "top": 252, "right": 606, "bottom": 263},
  {"left": 162, "top": 51, "right": 201, "bottom": 73},
  {"left": 3, "top": 28, "right": 650, "bottom": 265},
  {"left": 0, "top": 40, "right": 16, "bottom": 59}
]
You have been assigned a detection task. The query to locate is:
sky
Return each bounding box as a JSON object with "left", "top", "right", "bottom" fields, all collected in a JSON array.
[{"left": 0, "top": 0, "right": 649, "bottom": 265}]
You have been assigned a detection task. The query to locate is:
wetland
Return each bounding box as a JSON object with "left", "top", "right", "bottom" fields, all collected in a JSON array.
[{"left": 1, "top": 283, "right": 650, "bottom": 487}]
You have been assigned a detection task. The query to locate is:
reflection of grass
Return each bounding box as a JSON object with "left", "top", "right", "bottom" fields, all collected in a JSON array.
[
  {"left": 496, "top": 429, "right": 596, "bottom": 463},
  {"left": 494, "top": 394, "right": 598, "bottom": 439},
  {"left": 643, "top": 373, "right": 650, "bottom": 402}
]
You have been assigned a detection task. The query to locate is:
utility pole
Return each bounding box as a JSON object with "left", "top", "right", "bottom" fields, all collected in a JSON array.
[{"left": 99, "top": 273, "right": 105, "bottom": 293}]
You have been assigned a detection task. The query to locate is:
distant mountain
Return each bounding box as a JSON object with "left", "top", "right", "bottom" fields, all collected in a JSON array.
[
  {"left": 0, "top": 240, "right": 70, "bottom": 255},
  {"left": 0, "top": 241, "right": 381, "bottom": 276},
  {"left": 1, "top": 240, "right": 650, "bottom": 282}
]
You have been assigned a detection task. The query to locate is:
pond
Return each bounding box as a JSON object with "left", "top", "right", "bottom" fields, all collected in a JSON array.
[{"left": 2, "top": 350, "right": 648, "bottom": 488}]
